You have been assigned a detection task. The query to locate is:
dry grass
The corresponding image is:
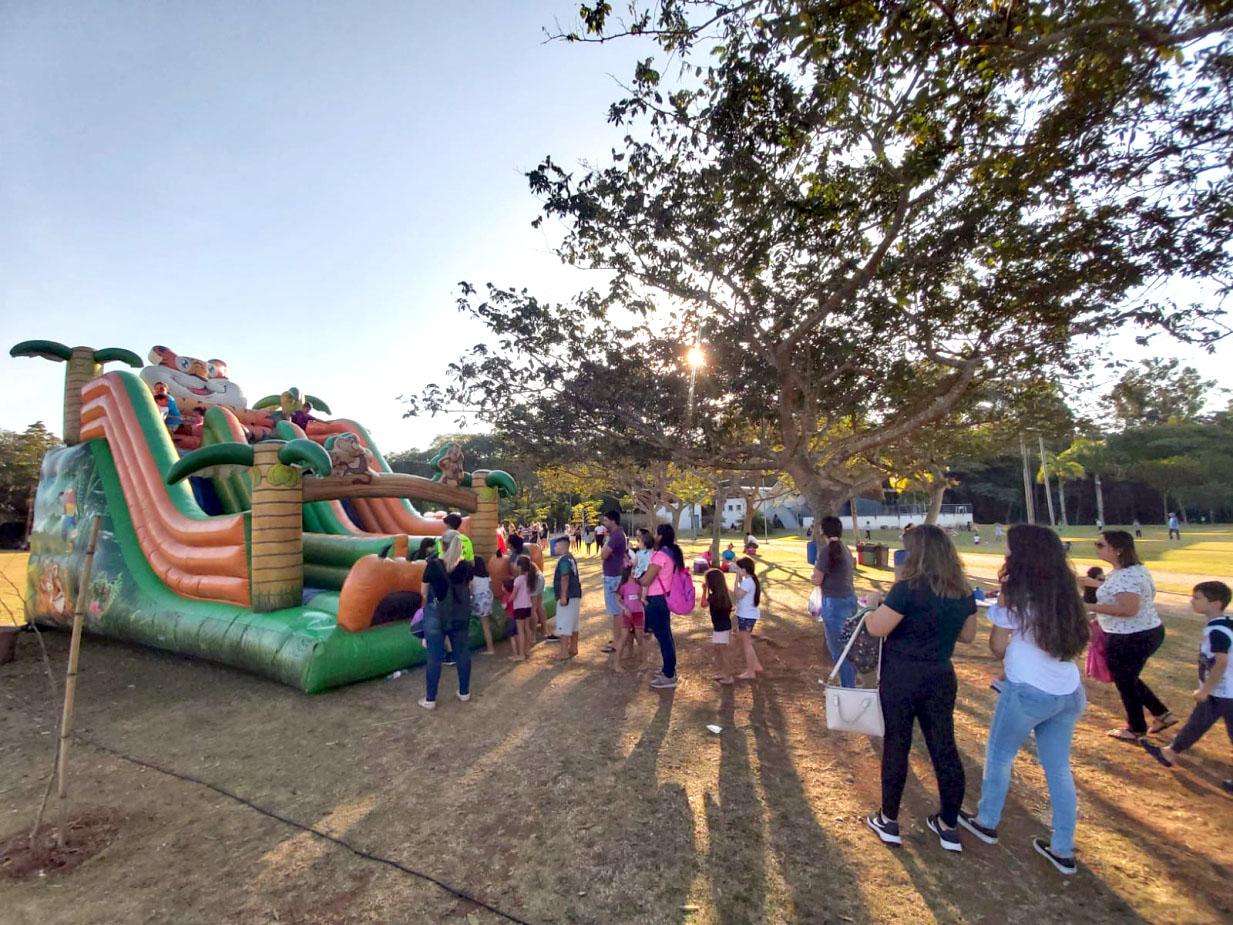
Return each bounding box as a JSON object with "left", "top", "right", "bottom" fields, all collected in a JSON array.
[
  {"left": 0, "top": 552, "right": 27, "bottom": 627},
  {"left": 2, "top": 545, "right": 1231, "bottom": 923}
]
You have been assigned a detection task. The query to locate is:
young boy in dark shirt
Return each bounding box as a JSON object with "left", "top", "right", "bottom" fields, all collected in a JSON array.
[{"left": 1143, "top": 581, "right": 1233, "bottom": 793}]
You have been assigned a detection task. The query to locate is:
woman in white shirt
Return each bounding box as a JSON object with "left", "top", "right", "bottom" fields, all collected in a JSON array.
[
  {"left": 958, "top": 525, "right": 1090, "bottom": 875},
  {"left": 1084, "top": 530, "right": 1175, "bottom": 740}
]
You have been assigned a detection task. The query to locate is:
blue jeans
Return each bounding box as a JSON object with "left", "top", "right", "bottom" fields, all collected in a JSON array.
[
  {"left": 976, "top": 680, "right": 1086, "bottom": 857},
  {"left": 603, "top": 574, "right": 622, "bottom": 615},
  {"left": 821, "top": 593, "right": 858, "bottom": 688},
  {"left": 423, "top": 604, "right": 472, "bottom": 702},
  {"left": 644, "top": 594, "right": 676, "bottom": 679}
]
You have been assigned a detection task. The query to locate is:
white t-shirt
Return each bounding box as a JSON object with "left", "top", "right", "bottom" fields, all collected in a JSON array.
[
  {"left": 735, "top": 576, "right": 759, "bottom": 621},
  {"left": 1094, "top": 565, "right": 1162, "bottom": 634},
  {"left": 987, "top": 604, "right": 1081, "bottom": 696}
]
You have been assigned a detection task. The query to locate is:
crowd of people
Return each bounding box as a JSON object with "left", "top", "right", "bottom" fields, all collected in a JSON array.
[{"left": 410, "top": 509, "right": 1230, "bottom": 878}]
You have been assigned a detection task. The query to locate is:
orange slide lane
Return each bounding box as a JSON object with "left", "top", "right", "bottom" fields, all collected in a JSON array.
[{"left": 80, "top": 375, "right": 251, "bottom": 606}]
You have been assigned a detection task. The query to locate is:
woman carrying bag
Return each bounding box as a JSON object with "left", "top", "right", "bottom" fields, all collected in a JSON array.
[{"left": 863, "top": 525, "right": 977, "bottom": 852}]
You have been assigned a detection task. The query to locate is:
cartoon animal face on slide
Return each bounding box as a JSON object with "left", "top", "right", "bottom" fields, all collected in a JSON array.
[{"left": 139, "top": 345, "right": 247, "bottom": 410}]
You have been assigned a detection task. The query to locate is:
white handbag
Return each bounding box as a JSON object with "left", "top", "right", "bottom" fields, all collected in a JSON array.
[{"left": 824, "top": 610, "right": 884, "bottom": 737}]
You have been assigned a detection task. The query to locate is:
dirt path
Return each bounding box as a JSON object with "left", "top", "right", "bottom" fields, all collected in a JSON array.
[{"left": 3, "top": 556, "right": 1232, "bottom": 924}]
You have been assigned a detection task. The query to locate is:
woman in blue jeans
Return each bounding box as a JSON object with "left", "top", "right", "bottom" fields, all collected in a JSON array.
[
  {"left": 419, "top": 532, "right": 474, "bottom": 711},
  {"left": 811, "top": 516, "right": 858, "bottom": 687},
  {"left": 958, "top": 524, "right": 1091, "bottom": 875}
]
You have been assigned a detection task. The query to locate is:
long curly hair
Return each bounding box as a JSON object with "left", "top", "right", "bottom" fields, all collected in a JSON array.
[{"left": 1001, "top": 524, "right": 1090, "bottom": 660}]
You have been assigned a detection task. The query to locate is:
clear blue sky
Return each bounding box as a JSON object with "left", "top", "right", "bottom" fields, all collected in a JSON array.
[
  {"left": 0, "top": 1, "right": 641, "bottom": 451},
  {"left": 1, "top": 1, "right": 1229, "bottom": 451}
]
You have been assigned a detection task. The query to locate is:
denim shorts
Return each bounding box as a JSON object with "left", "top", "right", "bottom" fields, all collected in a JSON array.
[{"left": 737, "top": 617, "right": 757, "bottom": 633}]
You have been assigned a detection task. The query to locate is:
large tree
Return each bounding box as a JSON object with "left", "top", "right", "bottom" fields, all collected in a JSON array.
[
  {"left": 0, "top": 422, "right": 60, "bottom": 523},
  {"left": 1110, "top": 358, "right": 1220, "bottom": 428},
  {"left": 409, "top": 1, "right": 1229, "bottom": 516}
]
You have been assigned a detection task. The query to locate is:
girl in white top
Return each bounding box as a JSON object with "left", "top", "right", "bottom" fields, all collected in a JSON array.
[
  {"left": 1083, "top": 531, "right": 1175, "bottom": 739},
  {"left": 732, "top": 557, "right": 763, "bottom": 680},
  {"left": 959, "top": 524, "right": 1091, "bottom": 872}
]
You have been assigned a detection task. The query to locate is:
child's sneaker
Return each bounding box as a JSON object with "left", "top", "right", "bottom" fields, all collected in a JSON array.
[
  {"left": 957, "top": 810, "right": 998, "bottom": 845},
  {"left": 866, "top": 812, "right": 901, "bottom": 846},
  {"left": 927, "top": 815, "right": 963, "bottom": 852},
  {"left": 1032, "top": 837, "right": 1076, "bottom": 875}
]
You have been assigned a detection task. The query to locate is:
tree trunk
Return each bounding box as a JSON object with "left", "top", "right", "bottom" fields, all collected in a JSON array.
[
  {"left": 1019, "top": 434, "right": 1035, "bottom": 524},
  {"left": 62, "top": 348, "right": 102, "bottom": 446},
  {"left": 1094, "top": 472, "right": 1105, "bottom": 526},
  {"left": 1057, "top": 478, "right": 1068, "bottom": 527},
  {"left": 711, "top": 487, "right": 725, "bottom": 563},
  {"left": 742, "top": 497, "right": 755, "bottom": 536},
  {"left": 1038, "top": 435, "right": 1056, "bottom": 527},
  {"left": 849, "top": 495, "right": 859, "bottom": 536},
  {"left": 670, "top": 504, "right": 683, "bottom": 534},
  {"left": 925, "top": 483, "right": 946, "bottom": 525},
  {"left": 249, "top": 442, "right": 305, "bottom": 613}
]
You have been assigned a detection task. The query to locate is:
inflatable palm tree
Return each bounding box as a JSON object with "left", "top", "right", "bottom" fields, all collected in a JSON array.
[
  {"left": 252, "top": 387, "right": 332, "bottom": 417},
  {"left": 167, "top": 439, "right": 332, "bottom": 612},
  {"left": 10, "top": 341, "right": 143, "bottom": 444}
]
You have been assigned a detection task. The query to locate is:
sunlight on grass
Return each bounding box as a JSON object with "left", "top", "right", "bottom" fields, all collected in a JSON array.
[{"left": 0, "top": 552, "right": 29, "bottom": 626}]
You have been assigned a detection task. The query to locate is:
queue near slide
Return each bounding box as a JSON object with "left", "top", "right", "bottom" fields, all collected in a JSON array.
[{"left": 11, "top": 340, "right": 550, "bottom": 693}]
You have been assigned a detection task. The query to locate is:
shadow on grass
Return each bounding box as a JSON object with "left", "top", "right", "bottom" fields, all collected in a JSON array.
[{"left": 748, "top": 684, "right": 871, "bottom": 924}]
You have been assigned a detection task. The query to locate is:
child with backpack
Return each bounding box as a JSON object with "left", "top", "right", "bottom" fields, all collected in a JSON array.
[
  {"left": 1143, "top": 581, "right": 1233, "bottom": 793},
  {"left": 733, "top": 556, "right": 764, "bottom": 680},
  {"left": 639, "top": 524, "right": 689, "bottom": 689}
]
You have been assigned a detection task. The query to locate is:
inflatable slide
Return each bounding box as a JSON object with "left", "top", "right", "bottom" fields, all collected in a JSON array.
[{"left": 13, "top": 341, "right": 550, "bottom": 693}]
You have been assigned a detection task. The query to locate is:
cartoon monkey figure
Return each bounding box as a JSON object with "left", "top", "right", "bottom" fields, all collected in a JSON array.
[
  {"left": 37, "top": 561, "right": 69, "bottom": 619},
  {"left": 330, "top": 433, "right": 373, "bottom": 483},
  {"left": 435, "top": 443, "right": 465, "bottom": 487}
]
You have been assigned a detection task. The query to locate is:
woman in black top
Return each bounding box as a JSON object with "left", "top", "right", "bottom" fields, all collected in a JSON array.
[{"left": 864, "top": 525, "right": 977, "bottom": 852}]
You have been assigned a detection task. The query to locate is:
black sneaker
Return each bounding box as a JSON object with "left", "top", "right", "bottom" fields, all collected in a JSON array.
[
  {"left": 545, "top": 634, "right": 560, "bottom": 642},
  {"left": 601, "top": 643, "right": 616, "bottom": 653},
  {"left": 1141, "top": 741, "right": 1175, "bottom": 768},
  {"left": 1222, "top": 780, "right": 1233, "bottom": 795},
  {"left": 443, "top": 656, "right": 456, "bottom": 668},
  {"left": 927, "top": 815, "right": 963, "bottom": 852},
  {"left": 957, "top": 810, "right": 998, "bottom": 845},
  {"left": 866, "top": 812, "right": 902, "bottom": 846},
  {"left": 1033, "top": 837, "right": 1076, "bottom": 875}
]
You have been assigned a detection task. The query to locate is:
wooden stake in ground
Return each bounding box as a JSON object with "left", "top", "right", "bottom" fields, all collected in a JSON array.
[{"left": 55, "top": 515, "right": 103, "bottom": 837}]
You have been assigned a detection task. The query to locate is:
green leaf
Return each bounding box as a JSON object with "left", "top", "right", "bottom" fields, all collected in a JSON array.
[
  {"left": 10, "top": 340, "right": 72, "bottom": 362},
  {"left": 167, "top": 443, "right": 255, "bottom": 484},
  {"left": 277, "top": 438, "right": 333, "bottom": 478}
]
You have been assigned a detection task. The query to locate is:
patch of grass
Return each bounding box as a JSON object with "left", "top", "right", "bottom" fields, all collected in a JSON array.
[{"left": 0, "top": 552, "right": 28, "bottom": 626}]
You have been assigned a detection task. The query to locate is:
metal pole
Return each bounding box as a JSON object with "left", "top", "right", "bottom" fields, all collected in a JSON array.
[{"left": 1020, "top": 434, "right": 1036, "bottom": 524}]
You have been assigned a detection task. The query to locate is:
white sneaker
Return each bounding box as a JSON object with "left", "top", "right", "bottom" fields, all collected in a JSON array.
[
  {"left": 650, "top": 675, "right": 678, "bottom": 689},
  {"left": 458, "top": 692, "right": 471, "bottom": 702},
  {"left": 418, "top": 698, "right": 436, "bottom": 711}
]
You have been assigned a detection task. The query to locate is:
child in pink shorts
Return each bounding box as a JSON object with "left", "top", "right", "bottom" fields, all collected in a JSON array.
[{"left": 614, "top": 565, "right": 647, "bottom": 670}]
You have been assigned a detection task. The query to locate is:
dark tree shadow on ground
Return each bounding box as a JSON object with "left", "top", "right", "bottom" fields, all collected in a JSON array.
[{"left": 749, "top": 685, "right": 872, "bottom": 924}]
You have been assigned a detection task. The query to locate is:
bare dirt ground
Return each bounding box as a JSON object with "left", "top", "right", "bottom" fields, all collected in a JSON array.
[{"left": 3, "top": 551, "right": 1232, "bottom": 924}]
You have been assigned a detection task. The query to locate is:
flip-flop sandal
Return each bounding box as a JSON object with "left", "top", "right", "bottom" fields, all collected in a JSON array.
[
  {"left": 1107, "top": 728, "right": 1141, "bottom": 742},
  {"left": 1148, "top": 714, "right": 1179, "bottom": 735}
]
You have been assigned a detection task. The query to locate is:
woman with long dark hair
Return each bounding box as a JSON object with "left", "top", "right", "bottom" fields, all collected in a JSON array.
[
  {"left": 811, "top": 515, "right": 858, "bottom": 687},
  {"left": 639, "top": 523, "right": 686, "bottom": 689},
  {"left": 419, "top": 532, "right": 474, "bottom": 710},
  {"left": 1085, "top": 530, "right": 1174, "bottom": 740},
  {"left": 865, "top": 525, "right": 977, "bottom": 852},
  {"left": 958, "top": 525, "right": 1090, "bottom": 875}
]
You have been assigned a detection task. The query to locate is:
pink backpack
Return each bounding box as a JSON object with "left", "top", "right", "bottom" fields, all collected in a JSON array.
[{"left": 666, "top": 566, "right": 696, "bottom": 615}]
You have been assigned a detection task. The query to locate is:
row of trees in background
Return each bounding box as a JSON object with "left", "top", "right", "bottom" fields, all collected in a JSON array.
[{"left": 406, "top": 1, "right": 1231, "bottom": 525}]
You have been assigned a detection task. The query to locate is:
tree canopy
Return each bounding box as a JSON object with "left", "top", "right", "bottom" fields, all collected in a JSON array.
[
  {"left": 0, "top": 422, "right": 60, "bottom": 522},
  {"left": 409, "top": 1, "right": 1230, "bottom": 515}
]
